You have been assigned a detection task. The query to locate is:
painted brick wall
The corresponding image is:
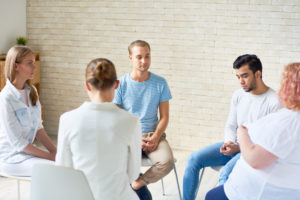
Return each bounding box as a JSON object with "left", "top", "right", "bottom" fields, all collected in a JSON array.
[{"left": 27, "top": 0, "right": 300, "bottom": 151}]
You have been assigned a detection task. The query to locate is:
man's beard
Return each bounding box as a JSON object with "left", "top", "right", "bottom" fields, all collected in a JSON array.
[{"left": 246, "top": 79, "right": 256, "bottom": 92}]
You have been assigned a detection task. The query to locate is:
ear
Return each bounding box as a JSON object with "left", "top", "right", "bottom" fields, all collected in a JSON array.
[
  {"left": 129, "top": 54, "right": 133, "bottom": 62},
  {"left": 85, "top": 81, "right": 92, "bottom": 91},
  {"left": 114, "top": 80, "right": 120, "bottom": 89},
  {"left": 14, "top": 63, "right": 20, "bottom": 71},
  {"left": 255, "top": 70, "right": 262, "bottom": 79}
]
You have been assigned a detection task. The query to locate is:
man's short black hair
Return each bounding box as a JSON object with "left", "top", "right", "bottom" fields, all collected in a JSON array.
[{"left": 233, "top": 54, "right": 262, "bottom": 75}]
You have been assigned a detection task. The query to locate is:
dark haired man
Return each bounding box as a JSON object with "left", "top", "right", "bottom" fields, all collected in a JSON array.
[
  {"left": 182, "top": 54, "right": 282, "bottom": 200},
  {"left": 114, "top": 40, "right": 174, "bottom": 200}
]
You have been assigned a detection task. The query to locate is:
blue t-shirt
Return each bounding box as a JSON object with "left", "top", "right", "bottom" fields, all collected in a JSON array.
[{"left": 113, "top": 72, "right": 172, "bottom": 133}]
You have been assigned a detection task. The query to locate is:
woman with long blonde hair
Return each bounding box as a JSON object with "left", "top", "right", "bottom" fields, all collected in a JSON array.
[{"left": 0, "top": 45, "right": 56, "bottom": 176}]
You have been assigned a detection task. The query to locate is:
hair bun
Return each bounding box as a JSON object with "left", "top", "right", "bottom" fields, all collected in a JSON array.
[{"left": 86, "top": 58, "right": 117, "bottom": 90}]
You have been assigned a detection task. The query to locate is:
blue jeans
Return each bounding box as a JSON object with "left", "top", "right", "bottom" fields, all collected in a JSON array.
[
  {"left": 219, "top": 152, "right": 240, "bottom": 185},
  {"left": 205, "top": 185, "right": 229, "bottom": 200},
  {"left": 182, "top": 142, "right": 239, "bottom": 200}
]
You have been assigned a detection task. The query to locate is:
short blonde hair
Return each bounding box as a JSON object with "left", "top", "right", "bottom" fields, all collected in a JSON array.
[
  {"left": 278, "top": 63, "right": 300, "bottom": 111},
  {"left": 128, "top": 40, "right": 150, "bottom": 55}
]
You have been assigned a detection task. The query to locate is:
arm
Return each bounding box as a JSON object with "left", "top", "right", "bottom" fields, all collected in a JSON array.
[
  {"left": 224, "top": 93, "right": 239, "bottom": 143},
  {"left": 23, "top": 143, "right": 56, "bottom": 161},
  {"left": 35, "top": 128, "right": 57, "bottom": 157},
  {"left": 143, "top": 100, "right": 169, "bottom": 152},
  {"left": 237, "top": 126, "right": 278, "bottom": 169},
  {"left": 128, "top": 119, "right": 142, "bottom": 182},
  {"left": 55, "top": 116, "right": 73, "bottom": 167}
]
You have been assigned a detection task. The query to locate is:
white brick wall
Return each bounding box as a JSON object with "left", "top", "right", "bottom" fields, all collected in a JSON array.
[{"left": 27, "top": 0, "right": 300, "bottom": 151}]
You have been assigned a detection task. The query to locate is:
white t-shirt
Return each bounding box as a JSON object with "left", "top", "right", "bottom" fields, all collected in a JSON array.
[
  {"left": 224, "top": 88, "right": 281, "bottom": 142},
  {"left": 224, "top": 108, "right": 300, "bottom": 200},
  {"left": 55, "top": 102, "right": 141, "bottom": 200}
]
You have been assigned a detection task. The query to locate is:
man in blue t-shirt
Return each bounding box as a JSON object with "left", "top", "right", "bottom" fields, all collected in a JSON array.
[{"left": 114, "top": 40, "right": 174, "bottom": 199}]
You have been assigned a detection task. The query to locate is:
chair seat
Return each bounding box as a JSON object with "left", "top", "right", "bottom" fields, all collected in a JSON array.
[{"left": 0, "top": 172, "right": 31, "bottom": 181}]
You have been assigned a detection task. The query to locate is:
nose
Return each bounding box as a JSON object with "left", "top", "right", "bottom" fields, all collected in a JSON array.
[{"left": 240, "top": 78, "right": 245, "bottom": 85}]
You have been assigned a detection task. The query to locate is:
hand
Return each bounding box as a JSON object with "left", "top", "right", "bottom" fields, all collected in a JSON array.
[
  {"left": 142, "top": 134, "right": 160, "bottom": 153},
  {"left": 48, "top": 151, "right": 56, "bottom": 161},
  {"left": 220, "top": 142, "right": 240, "bottom": 155},
  {"left": 237, "top": 126, "right": 248, "bottom": 143}
]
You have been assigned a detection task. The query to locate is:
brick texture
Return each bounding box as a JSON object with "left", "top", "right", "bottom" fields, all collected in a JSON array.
[{"left": 27, "top": 0, "right": 300, "bottom": 151}]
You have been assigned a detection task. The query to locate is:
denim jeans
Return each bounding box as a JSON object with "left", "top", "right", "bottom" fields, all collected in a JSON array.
[
  {"left": 219, "top": 152, "right": 240, "bottom": 185},
  {"left": 182, "top": 142, "right": 239, "bottom": 200}
]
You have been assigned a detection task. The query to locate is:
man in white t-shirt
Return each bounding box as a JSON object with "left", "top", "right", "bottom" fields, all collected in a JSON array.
[{"left": 182, "top": 54, "right": 282, "bottom": 200}]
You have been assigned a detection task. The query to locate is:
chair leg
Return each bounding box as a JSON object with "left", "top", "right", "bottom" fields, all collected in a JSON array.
[
  {"left": 161, "top": 178, "right": 166, "bottom": 195},
  {"left": 17, "top": 179, "right": 20, "bottom": 200},
  {"left": 195, "top": 167, "right": 205, "bottom": 199},
  {"left": 173, "top": 164, "right": 182, "bottom": 200}
]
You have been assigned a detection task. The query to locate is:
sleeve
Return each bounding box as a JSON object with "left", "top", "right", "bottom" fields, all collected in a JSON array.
[
  {"left": 253, "top": 120, "right": 297, "bottom": 159},
  {"left": 0, "top": 98, "right": 29, "bottom": 152},
  {"left": 224, "top": 93, "right": 238, "bottom": 143},
  {"left": 55, "top": 114, "right": 73, "bottom": 167},
  {"left": 113, "top": 80, "right": 123, "bottom": 105},
  {"left": 127, "top": 118, "right": 142, "bottom": 182},
  {"left": 36, "top": 100, "right": 44, "bottom": 130},
  {"left": 160, "top": 79, "right": 172, "bottom": 102}
]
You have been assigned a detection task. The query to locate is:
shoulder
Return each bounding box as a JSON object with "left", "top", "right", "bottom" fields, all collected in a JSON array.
[
  {"left": 265, "top": 88, "right": 280, "bottom": 101},
  {"left": 231, "top": 88, "right": 245, "bottom": 102},
  {"left": 115, "top": 107, "right": 139, "bottom": 123},
  {"left": 150, "top": 72, "right": 168, "bottom": 84},
  {"left": 118, "top": 73, "right": 130, "bottom": 84},
  {"left": 60, "top": 107, "right": 81, "bottom": 123}
]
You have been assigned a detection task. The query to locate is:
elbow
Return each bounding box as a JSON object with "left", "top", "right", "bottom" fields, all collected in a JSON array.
[
  {"left": 248, "top": 160, "right": 269, "bottom": 170},
  {"left": 249, "top": 162, "right": 263, "bottom": 169}
]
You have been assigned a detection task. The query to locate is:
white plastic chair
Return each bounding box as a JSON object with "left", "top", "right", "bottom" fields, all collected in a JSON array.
[
  {"left": 196, "top": 165, "right": 223, "bottom": 199},
  {"left": 30, "top": 164, "right": 94, "bottom": 200},
  {"left": 142, "top": 157, "right": 182, "bottom": 200},
  {"left": 0, "top": 172, "right": 31, "bottom": 200}
]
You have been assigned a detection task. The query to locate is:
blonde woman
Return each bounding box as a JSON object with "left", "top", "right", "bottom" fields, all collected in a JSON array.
[
  {"left": 0, "top": 46, "right": 56, "bottom": 176},
  {"left": 55, "top": 58, "right": 141, "bottom": 200},
  {"left": 206, "top": 63, "right": 300, "bottom": 200}
]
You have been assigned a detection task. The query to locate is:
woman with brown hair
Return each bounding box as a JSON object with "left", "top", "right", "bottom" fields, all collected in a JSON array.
[
  {"left": 0, "top": 45, "right": 57, "bottom": 176},
  {"left": 206, "top": 63, "right": 300, "bottom": 200},
  {"left": 55, "top": 58, "right": 141, "bottom": 200}
]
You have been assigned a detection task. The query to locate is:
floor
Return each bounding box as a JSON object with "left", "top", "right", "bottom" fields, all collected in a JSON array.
[{"left": 0, "top": 149, "right": 221, "bottom": 200}]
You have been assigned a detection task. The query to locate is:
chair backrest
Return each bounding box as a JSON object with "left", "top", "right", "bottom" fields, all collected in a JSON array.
[{"left": 30, "top": 164, "right": 94, "bottom": 200}]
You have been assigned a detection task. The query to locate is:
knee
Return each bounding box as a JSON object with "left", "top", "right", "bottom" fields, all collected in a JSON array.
[
  {"left": 186, "top": 152, "right": 203, "bottom": 172},
  {"left": 157, "top": 156, "right": 174, "bottom": 174}
]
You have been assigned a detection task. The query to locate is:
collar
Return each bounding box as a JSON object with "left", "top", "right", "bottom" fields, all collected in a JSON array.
[{"left": 5, "top": 79, "right": 31, "bottom": 102}]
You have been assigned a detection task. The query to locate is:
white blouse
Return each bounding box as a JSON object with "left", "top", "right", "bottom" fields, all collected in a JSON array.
[
  {"left": 55, "top": 102, "right": 141, "bottom": 200},
  {"left": 224, "top": 108, "right": 300, "bottom": 200},
  {"left": 0, "top": 79, "right": 43, "bottom": 164}
]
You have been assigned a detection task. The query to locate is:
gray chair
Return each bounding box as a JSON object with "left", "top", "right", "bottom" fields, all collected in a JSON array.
[
  {"left": 142, "top": 156, "right": 182, "bottom": 200},
  {"left": 30, "top": 164, "right": 94, "bottom": 200}
]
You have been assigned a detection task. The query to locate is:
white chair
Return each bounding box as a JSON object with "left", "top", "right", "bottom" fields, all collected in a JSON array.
[
  {"left": 196, "top": 165, "right": 223, "bottom": 199},
  {"left": 0, "top": 172, "right": 31, "bottom": 200},
  {"left": 142, "top": 157, "right": 182, "bottom": 200},
  {"left": 30, "top": 164, "right": 94, "bottom": 200}
]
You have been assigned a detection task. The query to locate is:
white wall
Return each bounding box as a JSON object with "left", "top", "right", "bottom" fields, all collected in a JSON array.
[
  {"left": 0, "top": 0, "right": 26, "bottom": 54},
  {"left": 27, "top": 0, "right": 300, "bottom": 151}
]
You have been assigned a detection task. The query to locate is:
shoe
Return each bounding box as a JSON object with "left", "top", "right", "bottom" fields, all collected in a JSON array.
[{"left": 133, "top": 185, "right": 152, "bottom": 200}]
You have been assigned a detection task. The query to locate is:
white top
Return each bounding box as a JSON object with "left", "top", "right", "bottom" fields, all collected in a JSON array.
[
  {"left": 55, "top": 102, "right": 141, "bottom": 200},
  {"left": 0, "top": 79, "right": 43, "bottom": 164},
  {"left": 224, "top": 88, "right": 281, "bottom": 142},
  {"left": 224, "top": 108, "right": 300, "bottom": 200}
]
